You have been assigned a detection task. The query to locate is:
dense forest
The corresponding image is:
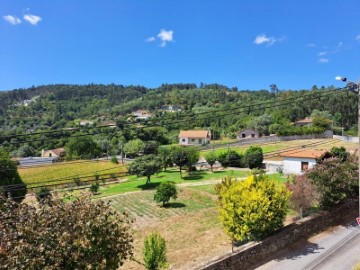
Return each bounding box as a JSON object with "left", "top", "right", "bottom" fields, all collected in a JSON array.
[{"left": 0, "top": 83, "right": 357, "bottom": 156}]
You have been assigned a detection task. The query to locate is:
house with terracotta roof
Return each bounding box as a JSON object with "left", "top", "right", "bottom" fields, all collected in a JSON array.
[
  {"left": 178, "top": 130, "right": 211, "bottom": 146},
  {"left": 294, "top": 117, "right": 313, "bottom": 127},
  {"left": 41, "top": 148, "right": 66, "bottom": 158},
  {"left": 280, "top": 149, "right": 331, "bottom": 175}
]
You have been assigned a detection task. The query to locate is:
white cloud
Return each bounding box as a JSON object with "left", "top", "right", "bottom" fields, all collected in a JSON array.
[
  {"left": 356, "top": 35, "right": 360, "bottom": 43},
  {"left": 146, "top": 29, "right": 174, "bottom": 47},
  {"left": 3, "top": 15, "right": 21, "bottom": 25},
  {"left": 306, "top": 43, "right": 317, "bottom": 47},
  {"left": 253, "top": 34, "right": 283, "bottom": 46},
  {"left": 318, "top": 58, "right": 329, "bottom": 63},
  {"left": 157, "top": 29, "right": 174, "bottom": 47},
  {"left": 23, "top": 14, "right": 42, "bottom": 25},
  {"left": 145, "top": 36, "right": 156, "bottom": 42},
  {"left": 318, "top": 51, "right": 328, "bottom": 56}
]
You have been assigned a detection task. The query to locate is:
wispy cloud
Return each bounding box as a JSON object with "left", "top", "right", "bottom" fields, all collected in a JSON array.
[
  {"left": 145, "top": 36, "right": 156, "bottom": 42},
  {"left": 318, "top": 58, "right": 329, "bottom": 63},
  {"left": 3, "top": 15, "right": 21, "bottom": 25},
  {"left": 146, "top": 29, "right": 174, "bottom": 47},
  {"left": 253, "top": 34, "right": 283, "bottom": 46},
  {"left": 306, "top": 43, "right": 317, "bottom": 47},
  {"left": 318, "top": 51, "right": 328, "bottom": 56},
  {"left": 23, "top": 13, "right": 42, "bottom": 25},
  {"left": 356, "top": 34, "right": 360, "bottom": 43}
]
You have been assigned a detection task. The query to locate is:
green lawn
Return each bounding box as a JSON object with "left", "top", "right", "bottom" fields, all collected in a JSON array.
[{"left": 96, "top": 168, "right": 249, "bottom": 197}]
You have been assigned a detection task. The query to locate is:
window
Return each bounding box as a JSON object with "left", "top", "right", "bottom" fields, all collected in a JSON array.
[
  {"left": 199, "top": 139, "right": 202, "bottom": 144},
  {"left": 182, "top": 139, "right": 185, "bottom": 142},
  {"left": 191, "top": 139, "right": 196, "bottom": 142},
  {"left": 301, "top": 162, "right": 309, "bottom": 171},
  {"left": 49, "top": 153, "right": 52, "bottom": 157},
  {"left": 251, "top": 134, "right": 255, "bottom": 138},
  {"left": 242, "top": 134, "right": 246, "bottom": 138}
]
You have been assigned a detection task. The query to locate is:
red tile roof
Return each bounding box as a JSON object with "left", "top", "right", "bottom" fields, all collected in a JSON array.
[
  {"left": 179, "top": 130, "right": 209, "bottom": 138},
  {"left": 280, "top": 149, "right": 328, "bottom": 159},
  {"left": 51, "top": 148, "right": 65, "bottom": 156},
  {"left": 294, "top": 117, "right": 313, "bottom": 124}
]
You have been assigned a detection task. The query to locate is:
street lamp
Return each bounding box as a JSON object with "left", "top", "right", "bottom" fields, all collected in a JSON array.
[{"left": 335, "top": 76, "right": 360, "bottom": 218}]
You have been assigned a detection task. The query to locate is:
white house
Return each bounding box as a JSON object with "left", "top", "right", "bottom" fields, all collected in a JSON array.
[
  {"left": 41, "top": 148, "right": 66, "bottom": 158},
  {"left": 280, "top": 149, "right": 331, "bottom": 175},
  {"left": 179, "top": 130, "right": 211, "bottom": 146},
  {"left": 132, "top": 110, "right": 152, "bottom": 120}
]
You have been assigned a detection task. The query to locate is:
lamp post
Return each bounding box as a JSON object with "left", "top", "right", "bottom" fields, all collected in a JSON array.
[{"left": 335, "top": 76, "right": 360, "bottom": 217}]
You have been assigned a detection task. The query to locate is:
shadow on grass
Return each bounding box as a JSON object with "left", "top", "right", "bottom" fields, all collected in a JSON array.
[
  {"left": 164, "top": 202, "right": 186, "bottom": 208},
  {"left": 137, "top": 182, "right": 161, "bottom": 190},
  {"left": 182, "top": 171, "right": 207, "bottom": 181}
]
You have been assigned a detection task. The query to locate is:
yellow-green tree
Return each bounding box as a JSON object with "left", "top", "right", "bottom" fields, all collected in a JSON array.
[{"left": 216, "top": 174, "right": 289, "bottom": 246}]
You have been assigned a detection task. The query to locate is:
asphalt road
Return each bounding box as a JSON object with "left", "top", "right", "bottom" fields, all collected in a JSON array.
[{"left": 256, "top": 221, "right": 360, "bottom": 270}]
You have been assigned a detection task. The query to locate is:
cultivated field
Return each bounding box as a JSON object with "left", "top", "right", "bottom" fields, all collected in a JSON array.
[
  {"left": 103, "top": 186, "right": 230, "bottom": 270},
  {"left": 19, "top": 160, "right": 127, "bottom": 187}
]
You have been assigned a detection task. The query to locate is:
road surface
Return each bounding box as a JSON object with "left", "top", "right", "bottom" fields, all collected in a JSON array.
[{"left": 255, "top": 221, "right": 360, "bottom": 270}]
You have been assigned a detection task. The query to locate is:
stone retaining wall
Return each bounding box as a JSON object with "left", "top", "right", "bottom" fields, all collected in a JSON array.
[{"left": 199, "top": 200, "right": 357, "bottom": 270}]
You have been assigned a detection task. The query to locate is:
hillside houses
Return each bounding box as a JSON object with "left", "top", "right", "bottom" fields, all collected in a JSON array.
[
  {"left": 132, "top": 110, "right": 152, "bottom": 120},
  {"left": 179, "top": 130, "right": 211, "bottom": 146}
]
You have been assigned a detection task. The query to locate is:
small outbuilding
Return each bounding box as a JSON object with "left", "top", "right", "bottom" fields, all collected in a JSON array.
[
  {"left": 280, "top": 149, "right": 331, "bottom": 175},
  {"left": 294, "top": 117, "right": 313, "bottom": 127},
  {"left": 237, "top": 129, "right": 259, "bottom": 140},
  {"left": 41, "top": 148, "right": 66, "bottom": 158}
]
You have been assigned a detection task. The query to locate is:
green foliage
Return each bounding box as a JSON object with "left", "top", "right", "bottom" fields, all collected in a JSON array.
[
  {"left": 171, "top": 146, "right": 199, "bottom": 177},
  {"left": 154, "top": 181, "right": 178, "bottom": 206},
  {"left": 312, "top": 116, "right": 332, "bottom": 129},
  {"left": 217, "top": 150, "right": 243, "bottom": 168},
  {"left": 144, "top": 141, "right": 160, "bottom": 155},
  {"left": 143, "top": 233, "right": 167, "bottom": 270},
  {"left": 128, "top": 154, "right": 162, "bottom": 184},
  {"left": 66, "top": 136, "right": 101, "bottom": 159},
  {"left": 216, "top": 174, "right": 289, "bottom": 242},
  {"left": 111, "top": 155, "right": 119, "bottom": 164},
  {"left": 310, "top": 109, "right": 332, "bottom": 120},
  {"left": 73, "top": 176, "right": 81, "bottom": 186},
  {"left": 276, "top": 125, "right": 325, "bottom": 136},
  {"left": 0, "top": 149, "right": 27, "bottom": 203},
  {"left": 157, "top": 146, "right": 174, "bottom": 171},
  {"left": 204, "top": 151, "right": 217, "bottom": 171},
  {"left": 90, "top": 182, "right": 100, "bottom": 194},
  {"left": 13, "top": 144, "right": 36, "bottom": 158},
  {"left": 330, "top": 146, "right": 349, "bottom": 162},
  {"left": 244, "top": 146, "right": 263, "bottom": 169},
  {"left": 124, "top": 139, "right": 145, "bottom": 158},
  {"left": 306, "top": 156, "right": 358, "bottom": 209},
  {"left": 0, "top": 195, "right": 134, "bottom": 269},
  {"left": 35, "top": 187, "right": 52, "bottom": 203},
  {"left": 249, "top": 114, "right": 274, "bottom": 135}
]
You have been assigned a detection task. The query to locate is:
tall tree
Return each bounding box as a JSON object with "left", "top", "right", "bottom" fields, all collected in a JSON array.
[
  {"left": 128, "top": 155, "right": 162, "bottom": 184},
  {"left": 0, "top": 149, "right": 26, "bottom": 203},
  {"left": 66, "top": 136, "right": 101, "bottom": 159}
]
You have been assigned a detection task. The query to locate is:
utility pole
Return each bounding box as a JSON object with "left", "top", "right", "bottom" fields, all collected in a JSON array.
[{"left": 336, "top": 76, "right": 360, "bottom": 217}]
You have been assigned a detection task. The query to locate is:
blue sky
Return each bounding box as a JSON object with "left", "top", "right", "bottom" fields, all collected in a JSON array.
[{"left": 1, "top": 0, "right": 360, "bottom": 91}]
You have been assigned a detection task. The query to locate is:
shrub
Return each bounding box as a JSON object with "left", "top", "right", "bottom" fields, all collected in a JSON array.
[
  {"left": 0, "top": 196, "right": 134, "bottom": 269},
  {"left": 244, "top": 146, "right": 263, "bottom": 169},
  {"left": 35, "top": 187, "right": 52, "bottom": 203},
  {"left": 216, "top": 174, "right": 289, "bottom": 245},
  {"left": 154, "top": 181, "right": 178, "bottom": 206},
  {"left": 143, "top": 233, "right": 167, "bottom": 270},
  {"left": 73, "top": 176, "right": 81, "bottom": 186},
  {"left": 90, "top": 182, "right": 100, "bottom": 194},
  {"left": 111, "top": 155, "right": 118, "bottom": 164}
]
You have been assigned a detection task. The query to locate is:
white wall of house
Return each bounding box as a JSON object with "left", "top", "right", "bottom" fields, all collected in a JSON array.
[
  {"left": 283, "top": 157, "right": 317, "bottom": 175},
  {"left": 179, "top": 137, "right": 209, "bottom": 145}
]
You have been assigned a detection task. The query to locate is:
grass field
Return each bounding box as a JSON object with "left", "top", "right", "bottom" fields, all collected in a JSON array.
[
  {"left": 19, "top": 160, "right": 127, "bottom": 187},
  {"left": 96, "top": 168, "right": 250, "bottom": 197},
  {"left": 102, "top": 186, "right": 228, "bottom": 270}
]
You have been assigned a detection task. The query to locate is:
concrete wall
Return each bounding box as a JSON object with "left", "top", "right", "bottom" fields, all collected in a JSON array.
[
  {"left": 237, "top": 131, "right": 333, "bottom": 144},
  {"left": 179, "top": 137, "right": 209, "bottom": 146},
  {"left": 198, "top": 200, "right": 357, "bottom": 270},
  {"left": 283, "top": 157, "right": 317, "bottom": 175},
  {"left": 333, "top": 135, "right": 359, "bottom": 143}
]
